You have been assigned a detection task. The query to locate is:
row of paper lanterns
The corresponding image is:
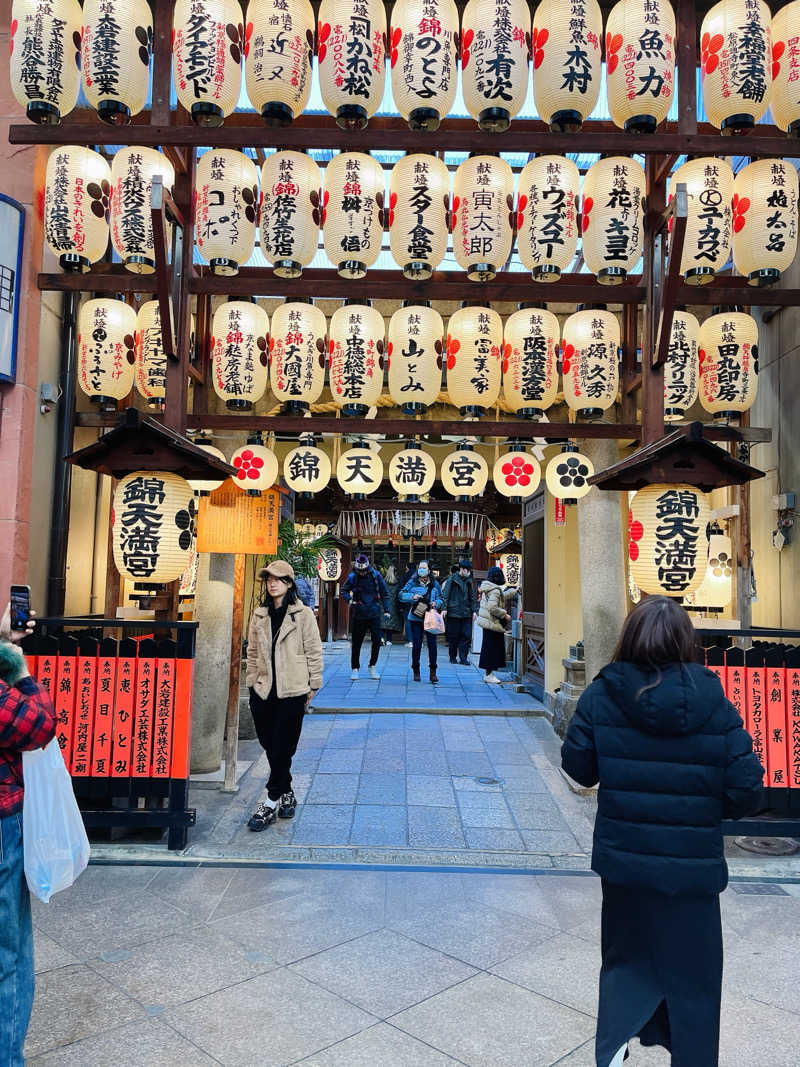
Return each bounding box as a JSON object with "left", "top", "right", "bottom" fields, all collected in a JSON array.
[
  {"left": 13, "top": 0, "right": 800, "bottom": 137},
  {"left": 44, "top": 144, "right": 800, "bottom": 290},
  {"left": 78, "top": 294, "right": 759, "bottom": 423}
]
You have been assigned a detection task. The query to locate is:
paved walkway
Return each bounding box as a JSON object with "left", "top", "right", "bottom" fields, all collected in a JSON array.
[{"left": 26, "top": 862, "right": 800, "bottom": 1065}]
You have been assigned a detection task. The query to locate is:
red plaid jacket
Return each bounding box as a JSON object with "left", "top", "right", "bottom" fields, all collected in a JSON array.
[{"left": 0, "top": 675, "right": 56, "bottom": 817}]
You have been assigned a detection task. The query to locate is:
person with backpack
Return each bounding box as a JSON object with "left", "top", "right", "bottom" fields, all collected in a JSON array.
[
  {"left": 399, "top": 561, "right": 444, "bottom": 684},
  {"left": 561, "top": 596, "right": 765, "bottom": 1067},
  {"left": 442, "top": 560, "right": 476, "bottom": 665},
  {"left": 341, "top": 554, "right": 391, "bottom": 680}
]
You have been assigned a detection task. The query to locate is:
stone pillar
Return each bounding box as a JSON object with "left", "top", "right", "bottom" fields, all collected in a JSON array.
[
  {"left": 190, "top": 552, "right": 235, "bottom": 773},
  {"left": 577, "top": 440, "right": 628, "bottom": 686}
]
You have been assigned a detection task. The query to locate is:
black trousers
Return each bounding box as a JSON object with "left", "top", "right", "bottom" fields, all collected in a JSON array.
[
  {"left": 410, "top": 620, "right": 438, "bottom": 672},
  {"left": 351, "top": 614, "right": 382, "bottom": 668},
  {"left": 249, "top": 688, "right": 306, "bottom": 801},
  {"left": 446, "top": 616, "right": 472, "bottom": 663}
]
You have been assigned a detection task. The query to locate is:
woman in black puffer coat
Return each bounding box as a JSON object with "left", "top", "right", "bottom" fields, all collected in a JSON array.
[{"left": 561, "top": 596, "right": 764, "bottom": 1067}]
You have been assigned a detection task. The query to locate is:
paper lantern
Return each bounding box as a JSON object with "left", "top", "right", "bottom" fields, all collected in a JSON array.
[
  {"left": 562, "top": 307, "right": 620, "bottom": 420},
  {"left": 110, "top": 148, "right": 176, "bottom": 274},
  {"left": 314, "top": 523, "right": 328, "bottom": 539},
  {"left": 44, "top": 146, "right": 111, "bottom": 272},
  {"left": 172, "top": 0, "right": 244, "bottom": 126},
  {"left": 699, "top": 309, "right": 759, "bottom": 421},
  {"left": 195, "top": 150, "right": 259, "bottom": 275},
  {"left": 441, "top": 448, "right": 488, "bottom": 498},
  {"left": 390, "top": 0, "right": 459, "bottom": 130},
  {"left": 323, "top": 152, "right": 385, "bottom": 278},
  {"left": 269, "top": 301, "right": 327, "bottom": 412},
  {"left": 516, "top": 156, "right": 580, "bottom": 281},
  {"left": 336, "top": 446, "right": 384, "bottom": 495},
  {"left": 684, "top": 532, "right": 733, "bottom": 609},
  {"left": 545, "top": 447, "right": 594, "bottom": 502},
  {"left": 134, "top": 300, "right": 169, "bottom": 410},
  {"left": 669, "top": 159, "right": 733, "bottom": 285},
  {"left": 389, "top": 154, "right": 450, "bottom": 279},
  {"left": 628, "top": 484, "right": 711, "bottom": 596},
  {"left": 284, "top": 443, "right": 332, "bottom": 494},
  {"left": 732, "top": 159, "right": 799, "bottom": 287},
  {"left": 77, "top": 298, "right": 136, "bottom": 408},
  {"left": 10, "top": 0, "right": 82, "bottom": 125},
  {"left": 329, "top": 303, "right": 385, "bottom": 416},
  {"left": 701, "top": 0, "right": 772, "bottom": 133},
  {"left": 499, "top": 552, "right": 522, "bottom": 586},
  {"left": 446, "top": 305, "right": 503, "bottom": 416},
  {"left": 389, "top": 448, "right": 437, "bottom": 496},
  {"left": 260, "top": 152, "right": 322, "bottom": 278},
  {"left": 452, "top": 156, "right": 514, "bottom": 281},
  {"left": 112, "top": 471, "right": 196, "bottom": 583},
  {"left": 605, "top": 0, "right": 676, "bottom": 132},
  {"left": 770, "top": 2, "right": 800, "bottom": 135},
  {"left": 387, "top": 304, "right": 444, "bottom": 414},
  {"left": 494, "top": 451, "right": 541, "bottom": 499},
  {"left": 664, "top": 309, "right": 700, "bottom": 422},
  {"left": 532, "top": 0, "right": 603, "bottom": 132},
  {"left": 318, "top": 547, "right": 342, "bottom": 582},
  {"left": 231, "top": 443, "right": 279, "bottom": 491},
  {"left": 212, "top": 301, "right": 269, "bottom": 410},
  {"left": 582, "top": 157, "right": 646, "bottom": 284},
  {"left": 503, "top": 306, "right": 559, "bottom": 418},
  {"left": 317, "top": 0, "right": 387, "bottom": 129},
  {"left": 179, "top": 538, "right": 199, "bottom": 597},
  {"left": 187, "top": 443, "right": 228, "bottom": 494},
  {"left": 461, "top": 0, "right": 530, "bottom": 132},
  {"left": 81, "top": 0, "right": 151, "bottom": 124},
  {"left": 245, "top": 0, "right": 314, "bottom": 125}
]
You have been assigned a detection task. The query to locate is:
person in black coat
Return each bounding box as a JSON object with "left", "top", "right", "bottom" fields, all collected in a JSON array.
[
  {"left": 561, "top": 595, "right": 764, "bottom": 1067},
  {"left": 341, "top": 554, "right": 390, "bottom": 680}
]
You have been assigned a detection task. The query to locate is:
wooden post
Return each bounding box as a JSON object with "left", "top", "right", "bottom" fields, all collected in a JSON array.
[
  {"left": 104, "top": 478, "right": 122, "bottom": 619},
  {"left": 734, "top": 413, "right": 753, "bottom": 637},
  {"left": 326, "top": 580, "right": 335, "bottom": 643},
  {"left": 222, "top": 552, "right": 246, "bottom": 793}
]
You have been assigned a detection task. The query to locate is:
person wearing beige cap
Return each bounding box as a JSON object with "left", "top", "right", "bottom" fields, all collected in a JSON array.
[{"left": 245, "top": 559, "right": 324, "bottom": 831}]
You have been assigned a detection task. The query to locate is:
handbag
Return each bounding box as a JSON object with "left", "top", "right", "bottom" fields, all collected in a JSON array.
[
  {"left": 424, "top": 608, "right": 446, "bottom": 634},
  {"left": 411, "top": 598, "right": 429, "bottom": 620}
]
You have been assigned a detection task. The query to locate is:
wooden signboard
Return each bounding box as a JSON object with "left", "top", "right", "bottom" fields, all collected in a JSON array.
[{"left": 197, "top": 483, "right": 280, "bottom": 555}]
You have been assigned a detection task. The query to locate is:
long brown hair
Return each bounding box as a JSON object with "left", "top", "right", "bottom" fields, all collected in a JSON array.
[{"left": 613, "top": 596, "right": 699, "bottom": 668}]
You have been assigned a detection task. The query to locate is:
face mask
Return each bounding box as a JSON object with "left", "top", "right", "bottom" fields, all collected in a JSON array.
[{"left": 418, "top": 568, "right": 429, "bottom": 578}]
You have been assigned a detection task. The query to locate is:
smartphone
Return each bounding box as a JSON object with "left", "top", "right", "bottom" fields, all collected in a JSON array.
[{"left": 10, "top": 585, "right": 31, "bottom": 631}]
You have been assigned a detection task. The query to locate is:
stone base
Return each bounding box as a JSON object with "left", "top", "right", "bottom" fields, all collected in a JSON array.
[{"left": 545, "top": 687, "right": 580, "bottom": 739}]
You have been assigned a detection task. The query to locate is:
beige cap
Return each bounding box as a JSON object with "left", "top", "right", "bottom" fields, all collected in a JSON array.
[{"left": 259, "top": 559, "right": 295, "bottom": 581}]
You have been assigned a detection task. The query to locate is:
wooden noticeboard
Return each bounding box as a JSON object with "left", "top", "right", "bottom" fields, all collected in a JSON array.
[{"left": 196, "top": 483, "right": 280, "bottom": 555}]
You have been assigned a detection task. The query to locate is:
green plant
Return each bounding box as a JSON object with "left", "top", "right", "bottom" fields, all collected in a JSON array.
[{"left": 261, "top": 520, "right": 334, "bottom": 580}]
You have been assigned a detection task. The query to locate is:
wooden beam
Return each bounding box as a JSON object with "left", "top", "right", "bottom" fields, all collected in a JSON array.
[
  {"left": 653, "top": 183, "right": 688, "bottom": 368},
  {"left": 641, "top": 156, "right": 666, "bottom": 444},
  {"left": 676, "top": 0, "right": 699, "bottom": 137},
  {"left": 151, "top": 176, "right": 179, "bottom": 360},
  {"left": 38, "top": 271, "right": 159, "bottom": 293},
  {"left": 149, "top": 0, "right": 173, "bottom": 126},
  {"left": 621, "top": 302, "right": 638, "bottom": 423}
]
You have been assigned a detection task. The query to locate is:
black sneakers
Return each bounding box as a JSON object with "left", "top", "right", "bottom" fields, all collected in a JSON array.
[
  {"left": 278, "top": 790, "right": 297, "bottom": 819},
  {"left": 248, "top": 800, "right": 277, "bottom": 831}
]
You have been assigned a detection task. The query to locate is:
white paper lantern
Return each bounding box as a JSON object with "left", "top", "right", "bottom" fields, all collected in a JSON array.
[
  {"left": 10, "top": 0, "right": 82, "bottom": 125},
  {"left": 516, "top": 156, "right": 580, "bottom": 281},
  {"left": 440, "top": 448, "right": 488, "bottom": 498},
  {"left": 110, "top": 147, "right": 176, "bottom": 274},
  {"left": 452, "top": 156, "right": 514, "bottom": 280},
  {"left": 446, "top": 305, "right": 503, "bottom": 415},
  {"left": 179, "top": 538, "right": 199, "bottom": 596},
  {"left": 317, "top": 0, "right": 387, "bottom": 129},
  {"left": 532, "top": 0, "right": 603, "bottom": 131},
  {"left": 318, "top": 547, "right": 342, "bottom": 582},
  {"left": 669, "top": 158, "right": 734, "bottom": 285},
  {"left": 212, "top": 301, "right": 269, "bottom": 410},
  {"left": 499, "top": 552, "right": 522, "bottom": 586},
  {"left": 388, "top": 304, "right": 444, "bottom": 414},
  {"left": 329, "top": 303, "right": 385, "bottom": 415},
  {"left": 494, "top": 451, "right": 541, "bottom": 499},
  {"left": 628, "top": 484, "right": 711, "bottom": 596},
  {"left": 770, "top": 2, "right": 800, "bottom": 135},
  {"left": 461, "top": 0, "right": 530, "bottom": 132},
  {"left": 701, "top": 0, "right": 772, "bottom": 133},
  {"left": 77, "top": 298, "right": 136, "bottom": 408},
  {"left": 134, "top": 300, "right": 169, "bottom": 410},
  {"left": 284, "top": 443, "right": 332, "bottom": 494},
  {"left": 195, "top": 149, "right": 259, "bottom": 275},
  {"left": 81, "top": 0, "right": 152, "bottom": 124},
  {"left": 323, "top": 152, "right": 385, "bottom": 278},
  {"left": 172, "top": 0, "right": 244, "bottom": 126},
  {"left": 562, "top": 307, "right": 620, "bottom": 420},
  {"left": 231, "top": 443, "right": 279, "bottom": 491},
  {"left": 582, "top": 157, "right": 646, "bottom": 284},
  {"left": 336, "top": 446, "right": 384, "bottom": 495},
  {"left": 732, "top": 159, "right": 799, "bottom": 287},
  {"left": 389, "top": 448, "right": 437, "bottom": 496},
  {"left": 112, "top": 471, "right": 196, "bottom": 582},
  {"left": 390, "top": 0, "right": 459, "bottom": 130},
  {"left": 245, "top": 0, "right": 315, "bottom": 125},
  {"left": 699, "top": 309, "right": 759, "bottom": 420},
  {"left": 270, "top": 301, "right": 327, "bottom": 411},
  {"left": 503, "top": 306, "right": 560, "bottom": 418},
  {"left": 260, "top": 152, "right": 322, "bottom": 278},
  {"left": 664, "top": 309, "right": 700, "bottom": 422},
  {"left": 188, "top": 443, "right": 228, "bottom": 494},
  {"left": 545, "top": 447, "right": 594, "bottom": 502},
  {"left": 389, "top": 154, "right": 450, "bottom": 279},
  {"left": 44, "top": 146, "right": 111, "bottom": 271},
  {"left": 605, "top": 0, "right": 676, "bottom": 132}
]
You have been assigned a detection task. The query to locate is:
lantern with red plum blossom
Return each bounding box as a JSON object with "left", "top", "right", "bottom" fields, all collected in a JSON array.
[
  {"left": 245, "top": 0, "right": 315, "bottom": 125},
  {"left": 440, "top": 448, "right": 488, "bottom": 498},
  {"left": 134, "top": 300, "right": 169, "bottom": 410},
  {"left": 461, "top": 0, "right": 530, "bottom": 132},
  {"left": 81, "top": 0, "right": 152, "bottom": 124},
  {"left": 494, "top": 450, "right": 541, "bottom": 499},
  {"left": 77, "top": 298, "right": 136, "bottom": 409},
  {"left": 545, "top": 446, "right": 594, "bottom": 503},
  {"left": 284, "top": 440, "right": 332, "bottom": 495},
  {"left": 317, "top": 0, "right": 387, "bottom": 129},
  {"left": 669, "top": 158, "right": 733, "bottom": 285},
  {"left": 732, "top": 159, "right": 799, "bottom": 287},
  {"left": 323, "top": 152, "right": 385, "bottom": 279},
  {"left": 10, "top": 0, "right": 82, "bottom": 125},
  {"left": 44, "top": 146, "right": 111, "bottom": 272},
  {"left": 112, "top": 472, "right": 197, "bottom": 582},
  {"left": 664, "top": 309, "right": 700, "bottom": 422},
  {"left": 212, "top": 300, "right": 269, "bottom": 410},
  {"left": 452, "top": 156, "right": 514, "bottom": 281},
  {"left": 389, "top": 154, "right": 450, "bottom": 279},
  {"left": 446, "top": 305, "right": 503, "bottom": 416},
  {"left": 701, "top": 0, "right": 772, "bottom": 133},
  {"left": 628, "top": 484, "right": 711, "bottom": 596},
  {"left": 336, "top": 445, "right": 384, "bottom": 496},
  {"left": 110, "top": 148, "right": 176, "bottom": 274},
  {"left": 388, "top": 304, "right": 444, "bottom": 415},
  {"left": 516, "top": 156, "right": 580, "bottom": 282},
  {"left": 269, "top": 301, "right": 327, "bottom": 413},
  {"left": 605, "top": 0, "right": 675, "bottom": 133},
  {"left": 503, "top": 305, "right": 560, "bottom": 419},
  {"left": 389, "top": 447, "right": 437, "bottom": 497},
  {"left": 582, "top": 157, "right": 646, "bottom": 285},
  {"left": 770, "top": 3, "right": 800, "bottom": 135},
  {"left": 390, "top": 0, "right": 458, "bottom": 130},
  {"left": 329, "top": 303, "right": 385, "bottom": 416},
  {"left": 531, "top": 0, "right": 602, "bottom": 132},
  {"left": 231, "top": 442, "right": 279, "bottom": 492},
  {"left": 195, "top": 150, "right": 259, "bottom": 276},
  {"left": 260, "top": 152, "right": 322, "bottom": 278},
  {"left": 699, "top": 309, "right": 759, "bottom": 421},
  {"left": 562, "top": 307, "right": 620, "bottom": 420},
  {"left": 172, "top": 0, "right": 244, "bottom": 126}
]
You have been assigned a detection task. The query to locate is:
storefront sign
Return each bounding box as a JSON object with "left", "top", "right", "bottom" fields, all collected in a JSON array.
[{"left": 197, "top": 482, "right": 280, "bottom": 554}]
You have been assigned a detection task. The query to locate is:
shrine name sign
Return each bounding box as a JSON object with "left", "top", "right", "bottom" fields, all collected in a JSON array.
[{"left": 197, "top": 482, "right": 279, "bottom": 555}]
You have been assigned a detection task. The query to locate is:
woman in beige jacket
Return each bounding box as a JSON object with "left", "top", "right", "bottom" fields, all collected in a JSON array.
[
  {"left": 245, "top": 559, "right": 323, "bottom": 831},
  {"left": 476, "top": 565, "right": 518, "bottom": 685}
]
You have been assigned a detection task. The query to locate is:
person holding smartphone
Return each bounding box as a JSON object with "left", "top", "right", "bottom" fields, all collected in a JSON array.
[{"left": 0, "top": 600, "right": 56, "bottom": 1067}]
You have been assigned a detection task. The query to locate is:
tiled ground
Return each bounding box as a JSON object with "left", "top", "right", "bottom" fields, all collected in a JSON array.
[{"left": 26, "top": 863, "right": 800, "bottom": 1065}]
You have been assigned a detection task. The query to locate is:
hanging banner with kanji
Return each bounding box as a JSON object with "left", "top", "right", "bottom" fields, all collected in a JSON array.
[{"left": 197, "top": 482, "right": 280, "bottom": 554}]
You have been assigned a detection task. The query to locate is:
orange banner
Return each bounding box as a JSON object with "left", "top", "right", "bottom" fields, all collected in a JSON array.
[
  {"left": 72, "top": 651, "right": 97, "bottom": 776},
  {"left": 92, "top": 650, "right": 117, "bottom": 777},
  {"left": 152, "top": 656, "right": 176, "bottom": 778}
]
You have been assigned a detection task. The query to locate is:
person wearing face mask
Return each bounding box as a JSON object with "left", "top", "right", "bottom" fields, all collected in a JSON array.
[{"left": 399, "top": 561, "right": 444, "bottom": 684}]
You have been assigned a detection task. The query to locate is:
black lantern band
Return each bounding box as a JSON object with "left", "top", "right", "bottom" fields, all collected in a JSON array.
[{"left": 262, "top": 101, "right": 294, "bottom": 127}]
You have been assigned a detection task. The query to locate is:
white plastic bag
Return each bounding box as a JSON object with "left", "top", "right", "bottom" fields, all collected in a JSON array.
[{"left": 22, "top": 740, "right": 90, "bottom": 903}]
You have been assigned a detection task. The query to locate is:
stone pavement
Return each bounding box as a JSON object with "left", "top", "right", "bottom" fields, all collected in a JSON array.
[{"left": 26, "top": 861, "right": 800, "bottom": 1065}]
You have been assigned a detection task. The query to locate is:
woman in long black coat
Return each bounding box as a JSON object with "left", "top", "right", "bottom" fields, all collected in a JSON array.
[{"left": 561, "top": 596, "right": 764, "bottom": 1067}]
